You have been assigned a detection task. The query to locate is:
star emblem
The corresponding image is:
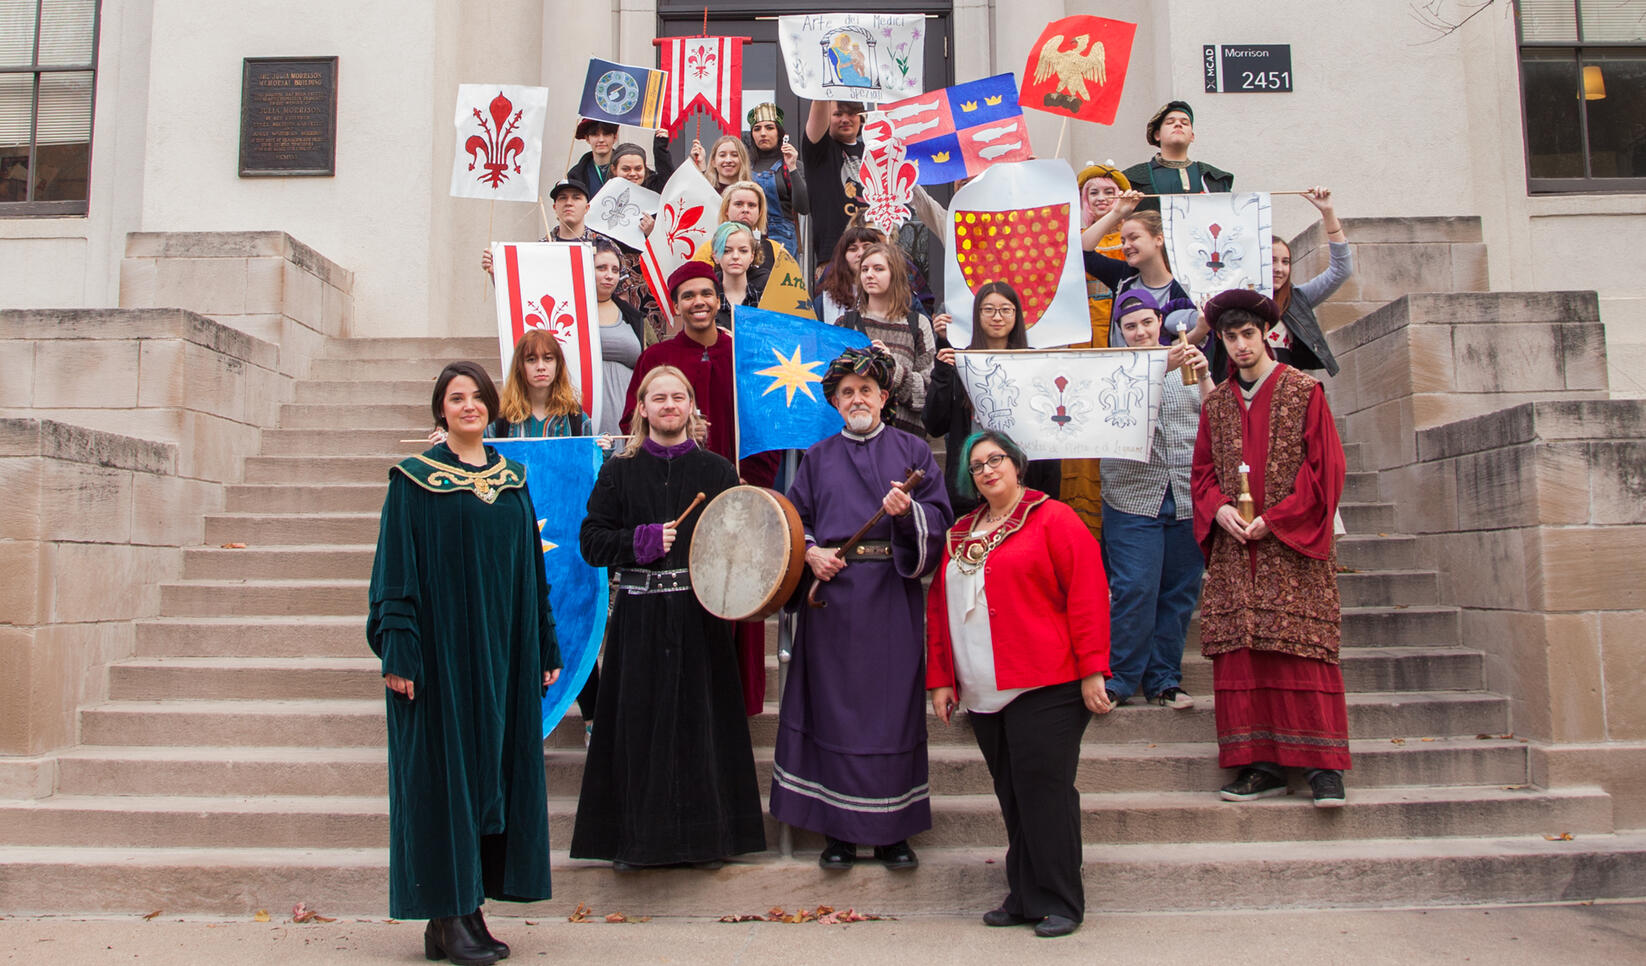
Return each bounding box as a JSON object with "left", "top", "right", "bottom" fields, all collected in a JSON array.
[
  {"left": 537, "top": 518, "right": 557, "bottom": 554},
  {"left": 755, "top": 345, "right": 825, "bottom": 406}
]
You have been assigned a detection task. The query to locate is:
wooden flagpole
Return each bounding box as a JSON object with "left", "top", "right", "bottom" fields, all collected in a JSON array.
[
  {"left": 1053, "top": 116, "right": 1070, "bottom": 160},
  {"left": 1140, "top": 188, "right": 1314, "bottom": 197},
  {"left": 537, "top": 197, "right": 553, "bottom": 239}
]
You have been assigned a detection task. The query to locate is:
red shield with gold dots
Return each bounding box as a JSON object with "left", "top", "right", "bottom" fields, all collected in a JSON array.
[{"left": 953, "top": 204, "right": 1070, "bottom": 329}]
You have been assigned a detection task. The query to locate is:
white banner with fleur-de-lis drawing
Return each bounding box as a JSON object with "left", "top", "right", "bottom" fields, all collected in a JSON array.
[
  {"left": 954, "top": 348, "right": 1167, "bottom": 462},
  {"left": 778, "top": 14, "right": 925, "bottom": 103},
  {"left": 492, "top": 242, "right": 605, "bottom": 430},
  {"left": 587, "top": 178, "right": 662, "bottom": 250},
  {"left": 451, "top": 84, "right": 549, "bottom": 203},
  {"left": 1161, "top": 191, "right": 1274, "bottom": 299},
  {"left": 640, "top": 163, "right": 723, "bottom": 328}
]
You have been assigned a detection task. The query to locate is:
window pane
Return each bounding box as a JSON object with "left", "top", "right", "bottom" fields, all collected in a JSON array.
[
  {"left": 1522, "top": 49, "right": 1586, "bottom": 178},
  {"left": 37, "top": 0, "right": 93, "bottom": 65},
  {"left": 34, "top": 68, "right": 88, "bottom": 143},
  {"left": 1521, "top": 0, "right": 1579, "bottom": 41},
  {"left": 1583, "top": 54, "right": 1646, "bottom": 176},
  {"left": 0, "top": 0, "right": 39, "bottom": 68},
  {"left": 0, "top": 70, "right": 33, "bottom": 144},
  {"left": 1580, "top": 1, "right": 1646, "bottom": 42}
]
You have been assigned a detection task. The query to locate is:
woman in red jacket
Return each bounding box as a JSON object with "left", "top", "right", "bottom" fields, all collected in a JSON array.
[{"left": 927, "top": 429, "right": 1112, "bottom": 938}]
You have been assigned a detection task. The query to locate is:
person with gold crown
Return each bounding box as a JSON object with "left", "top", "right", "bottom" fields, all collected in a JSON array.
[{"left": 742, "top": 101, "right": 808, "bottom": 256}]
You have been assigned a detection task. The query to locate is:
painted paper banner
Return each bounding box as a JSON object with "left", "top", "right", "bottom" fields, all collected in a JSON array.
[
  {"left": 864, "top": 73, "right": 1031, "bottom": 184},
  {"left": 487, "top": 437, "right": 608, "bottom": 738},
  {"left": 857, "top": 135, "right": 918, "bottom": 235},
  {"left": 778, "top": 13, "right": 924, "bottom": 104},
  {"left": 492, "top": 242, "right": 605, "bottom": 431},
  {"left": 642, "top": 163, "right": 723, "bottom": 327},
  {"left": 450, "top": 85, "right": 549, "bottom": 202},
  {"left": 943, "top": 159, "right": 1088, "bottom": 349},
  {"left": 656, "top": 36, "right": 749, "bottom": 136},
  {"left": 579, "top": 58, "right": 668, "bottom": 129},
  {"left": 1161, "top": 192, "right": 1275, "bottom": 299},
  {"left": 955, "top": 348, "right": 1167, "bottom": 462},
  {"left": 586, "top": 178, "right": 661, "bottom": 250},
  {"left": 1019, "top": 16, "right": 1137, "bottom": 125},
  {"left": 732, "top": 305, "right": 871, "bottom": 458}
]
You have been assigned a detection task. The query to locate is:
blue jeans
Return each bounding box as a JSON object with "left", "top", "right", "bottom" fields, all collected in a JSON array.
[{"left": 1101, "top": 489, "right": 1204, "bottom": 700}]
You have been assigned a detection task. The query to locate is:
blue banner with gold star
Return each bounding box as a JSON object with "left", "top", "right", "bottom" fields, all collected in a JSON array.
[
  {"left": 732, "top": 305, "right": 871, "bottom": 458},
  {"left": 488, "top": 436, "right": 608, "bottom": 738}
]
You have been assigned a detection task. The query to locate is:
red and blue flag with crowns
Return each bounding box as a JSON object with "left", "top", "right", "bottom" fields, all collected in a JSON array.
[{"left": 864, "top": 73, "right": 1031, "bottom": 185}]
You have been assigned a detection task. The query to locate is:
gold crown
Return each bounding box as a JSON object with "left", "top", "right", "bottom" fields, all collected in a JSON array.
[
  {"left": 931, "top": 150, "right": 951, "bottom": 162},
  {"left": 959, "top": 100, "right": 978, "bottom": 112},
  {"left": 984, "top": 95, "right": 1002, "bottom": 106}
]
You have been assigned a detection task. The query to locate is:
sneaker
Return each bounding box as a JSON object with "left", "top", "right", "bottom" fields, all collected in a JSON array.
[
  {"left": 1151, "top": 687, "right": 1195, "bottom": 710},
  {"left": 1219, "top": 767, "right": 1289, "bottom": 802},
  {"left": 1105, "top": 689, "right": 1129, "bottom": 707},
  {"left": 1309, "top": 770, "right": 1347, "bottom": 808}
]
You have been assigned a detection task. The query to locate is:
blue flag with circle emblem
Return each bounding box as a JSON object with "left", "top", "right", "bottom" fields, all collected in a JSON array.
[
  {"left": 733, "top": 305, "right": 872, "bottom": 458},
  {"left": 487, "top": 436, "right": 608, "bottom": 739},
  {"left": 578, "top": 58, "right": 668, "bottom": 129}
]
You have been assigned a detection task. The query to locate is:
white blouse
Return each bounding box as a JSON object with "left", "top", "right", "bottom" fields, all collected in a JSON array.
[{"left": 945, "top": 532, "right": 1030, "bottom": 714}]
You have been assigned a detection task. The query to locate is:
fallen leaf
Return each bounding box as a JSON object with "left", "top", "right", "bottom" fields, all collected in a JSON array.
[
  {"left": 1544, "top": 833, "right": 1574, "bottom": 841},
  {"left": 984, "top": 858, "right": 995, "bottom": 864},
  {"left": 718, "top": 914, "right": 764, "bottom": 923},
  {"left": 1420, "top": 737, "right": 1436, "bottom": 742},
  {"left": 524, "top": 920, "right": 538, "bottom": 926},
  {"left": 767, "top": 906, "right": 786, "bottom": 920},
  {"left": 220, "top": 543, "right": 247, "bottom": 549},
  {"left": 567, "top": 903, "right": 592, "bottom": 923},
  {"left": 291, "top": 903, "right": 336, "bottom": 924},
  {"left": 604, "top": 913, "right": 627, "bottom": 923},
  {"left": 141, "top": 910, "right": 162, "bottom": 921},
  {"left": 254, "top": 910, "right": 270, "bottom": 923},
  {"left": 1390, "top": 738, "right": 1406, "bottom": 745}
]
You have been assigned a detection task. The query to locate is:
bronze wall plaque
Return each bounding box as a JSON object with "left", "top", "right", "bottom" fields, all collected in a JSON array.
[{"left": 239, "top": 57, "right": 338, "bottom": 177}]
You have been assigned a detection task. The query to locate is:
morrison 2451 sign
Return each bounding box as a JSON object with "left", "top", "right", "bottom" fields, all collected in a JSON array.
[{"left": 1203, "top": 45, "right": 1292, "bottom": 93}]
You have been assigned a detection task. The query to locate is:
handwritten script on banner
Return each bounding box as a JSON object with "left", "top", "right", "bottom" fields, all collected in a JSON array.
[{"left": 778, "top": 14, "right": 924, "bottom": 103}]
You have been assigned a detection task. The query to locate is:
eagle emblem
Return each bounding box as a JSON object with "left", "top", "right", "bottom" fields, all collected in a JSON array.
[{"left": 1031, "top": 34, "right": 1107, "bottom": 113}]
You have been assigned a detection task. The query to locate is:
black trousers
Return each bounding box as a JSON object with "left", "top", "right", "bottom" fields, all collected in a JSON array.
[{"left": 969, "top": 680, "right": 1091, "bottom": 922}]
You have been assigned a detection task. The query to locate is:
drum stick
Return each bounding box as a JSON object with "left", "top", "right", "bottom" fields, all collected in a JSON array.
[
  {"left": 666, "top": 491, "right": 707, "bottom": 530},
  {"left": 807, "top": 468, "right": 925, "bottom": 609}
]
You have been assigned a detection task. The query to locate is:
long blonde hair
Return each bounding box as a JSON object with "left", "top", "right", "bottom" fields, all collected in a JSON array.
[
  {"left": 616, "top": 365, "right": 708, "bottom": 458},
  {"left": 705, "top": 135, "right": 751, "bottom": 187},
  {"left": 717, "top": 180, "right": 769, "bottom": 235},
  {"left": 498, "top": 329, "right": 583, "bottom": 424}
]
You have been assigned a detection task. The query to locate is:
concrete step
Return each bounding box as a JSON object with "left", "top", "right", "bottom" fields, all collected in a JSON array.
[
  {"left": 52, "top": 736, "right": 1530, "bottom": 800},
  {"left": 224, "top": 483, "right": 388, "bottom": 514},
  {"left": 256, "top": 429, "right": 428, "bottom": 457},
  {"left": 321, "top": 337, "right": 498, "bottom": 360},
  {"left": 1179, "top": 646, "right": 1483, "bottom": 694},
  {"left": 244, "top": 455, "right": 400, "bottom": 485},
  {"left": 279, "top": 403, "right": 431, "bottom": 430},
  {"left": 202, "top": 512, "right": 379, "bottom": 546},
  {"left": 158, "top": 579, "right": 369, "bottom": 617},
  {"left": 288, "top": 379, "right": 440, "bottom": 406},
  {"left": 80, "top": 691, "right": 1507, "bottom": 750},
  {"left": 308, "top": 357, "right": 503, "bottom": 383},
  {"left": 182, "top": 544, "right": 375, "bottom": 581},
  {"left": 0, "top": 785, "right": 1605, "bottom": 851},
  {"left": 1343, "top": 470, "right": 1379, "bottom": 503},
  {"left": 1339, "top": 501, "right": 1397, "bottom": 533},
  {"left": 7, "top": 833, "right": 1644, "bottom": 916},
  {"left": 1188, "top": 605, "right": 1460, "bottom": 649},
  {"left": 1337, "top": 533, "right": 1420, "bottom": 571},
  {"left": 135, "top": 617, "right": 364, "bottom": 658},
  {"left": 1334, "top": 569, "right": 1438, "bottom": 608},
  {"left": 1341, "top": 439, "right": 1365, "bottom": 467}
]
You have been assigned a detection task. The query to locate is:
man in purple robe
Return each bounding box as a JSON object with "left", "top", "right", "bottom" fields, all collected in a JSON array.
[{"left": 771, "top": 347, "right": 952, "bottom": 870}]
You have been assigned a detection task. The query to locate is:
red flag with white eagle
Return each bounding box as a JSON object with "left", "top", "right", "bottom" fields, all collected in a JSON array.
[
  {"left": 1019, "top": 16, "right": 1137, "bottom": 125},
  {"left": 656, "top": 36, "right": 749, "bottom": 136},
  {"left": 492, "top": 242, "right": 605, "bottom": 430}
]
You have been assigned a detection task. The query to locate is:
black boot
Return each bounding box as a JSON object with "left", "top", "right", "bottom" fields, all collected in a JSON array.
[
  {"left": 424, "top": 915, "right": 499, "bottom": 965},
  {"left": 465, "top": 908, "right": 510, "bottom": 960}
]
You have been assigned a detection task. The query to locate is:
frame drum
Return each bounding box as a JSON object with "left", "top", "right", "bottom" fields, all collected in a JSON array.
[{"left": 689, "top": 485, "right": 806, "bottom": 621}]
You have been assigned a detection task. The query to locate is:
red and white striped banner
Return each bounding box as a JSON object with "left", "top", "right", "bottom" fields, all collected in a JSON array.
[
  {"left": 492, "top": 242, "right": 605, "bottom": 429},
  {"left": 656, "top": 36, "right": 748, "bottom": 135}
]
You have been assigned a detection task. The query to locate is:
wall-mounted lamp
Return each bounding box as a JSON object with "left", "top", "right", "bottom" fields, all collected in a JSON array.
[{"left": 1583, "top": 64, "right": 1607, "bottom": 100}]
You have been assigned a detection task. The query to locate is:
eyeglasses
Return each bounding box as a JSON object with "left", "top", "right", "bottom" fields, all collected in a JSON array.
[
  {"left": 967, "top": 453, "right": 1011, "bottom": 476},
  {"left": 979, "top": 305, "right": 1016, "bottom": 318}
]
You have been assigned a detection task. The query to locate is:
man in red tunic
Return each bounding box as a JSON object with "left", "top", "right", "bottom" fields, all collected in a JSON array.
[
  {"left": 1190, "top": 289, "right": 1349, "bottom": 807},
  {"left": 622, "top": 262, "right": 779, "bottom": 715}
]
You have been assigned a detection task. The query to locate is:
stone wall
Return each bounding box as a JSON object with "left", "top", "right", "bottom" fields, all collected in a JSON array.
[
  {"left": 0, "top": 420, "right": 184, "bottom": 782},
  {"left": 1288, "top": 216, "right": 1490, "bottom": 334}
]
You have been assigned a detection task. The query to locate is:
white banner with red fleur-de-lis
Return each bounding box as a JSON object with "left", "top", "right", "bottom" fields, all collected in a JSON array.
[
  {"left": 640, "top": 163, "right": 723, "bottom": 329},
  {"left": 954, "top": 347, "right": 1166, "bottom": 462},
  {"left": 492, "top": 242, "right": 605, "bottom": 430},
  {"left": 656, "top": 36, "right": 749, "bottom": 136},
  {"left": 451, "top": 84, "right": 549, "bottom": 203}
]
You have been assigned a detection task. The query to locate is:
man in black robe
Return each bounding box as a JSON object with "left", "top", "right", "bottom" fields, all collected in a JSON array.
[{"left": 571, "top": 366, "right": 766, "bottom": 868}]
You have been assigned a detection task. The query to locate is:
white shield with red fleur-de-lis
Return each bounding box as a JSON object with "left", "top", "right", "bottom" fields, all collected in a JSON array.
[
  {"left": 451, "top": 84, "right": 548, "bottom": 203},
  {"left": 492, "top": 242, "right": 605, "bottom": 430}
]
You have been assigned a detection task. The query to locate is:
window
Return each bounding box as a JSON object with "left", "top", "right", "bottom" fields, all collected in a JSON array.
[
  {"left": 0, "top": 0, "right": 99, "bottom": 215},
  {"left": 1517, "top": 1, "right": 1646, "bottom": 192}
]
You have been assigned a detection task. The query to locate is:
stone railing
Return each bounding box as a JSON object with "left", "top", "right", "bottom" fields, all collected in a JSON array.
[{"left": 1288, "top": 215, "right": 1488, "bottom": 333}]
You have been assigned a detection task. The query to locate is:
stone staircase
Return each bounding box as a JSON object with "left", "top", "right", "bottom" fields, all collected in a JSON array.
[{"left": 2, "top": 335, "right": 1644, "bottom": 917}]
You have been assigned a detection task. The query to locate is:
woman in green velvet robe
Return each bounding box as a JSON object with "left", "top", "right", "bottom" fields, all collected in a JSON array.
[{"left": 368, "top": 360, "right": 562, "bottom": 966}]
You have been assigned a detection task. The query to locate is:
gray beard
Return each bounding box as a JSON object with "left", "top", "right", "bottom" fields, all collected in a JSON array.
[{"left": 845, "top": 411, "right": 876, "bottom": 433}]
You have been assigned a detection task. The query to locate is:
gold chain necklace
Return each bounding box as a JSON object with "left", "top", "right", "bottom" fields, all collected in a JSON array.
[{"left": 954, "top": 489, "right": 1024, "bottom": 576}]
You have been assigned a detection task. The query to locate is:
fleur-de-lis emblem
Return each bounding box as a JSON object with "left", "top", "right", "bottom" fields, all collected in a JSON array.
[
  {"left": 857, "top": 137, "right": 919, "bottom": 236},
  {"left": 599, "top": 186, "right": 642, "bottom": 227},
  {"left": 664, "top": 201, "right": 707, "bottom": 259},
  {"left": 523, "top": 295, "right": 578, "bottom": 343},
  {"left": 1098, "top": 361, "right": 1147, "bottom": 429},
  {"left": 687, "top": 45, "right": 717, "bottom": 80},
  {"left": 465, "top": 91, "right": 526, "bottom": 189}
]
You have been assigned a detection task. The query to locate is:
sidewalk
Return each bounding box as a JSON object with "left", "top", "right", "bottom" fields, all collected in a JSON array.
[{"left": 2, "top": 902, "right": 1642, "bottom": 964}]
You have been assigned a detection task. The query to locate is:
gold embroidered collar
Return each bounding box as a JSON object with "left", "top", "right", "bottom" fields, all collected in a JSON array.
[
  {"left": 392, "top": 450, "right": 525, "bottom": 504},
  {"left": 947, "top": 489, "right": 1049, "bottom": 573}
]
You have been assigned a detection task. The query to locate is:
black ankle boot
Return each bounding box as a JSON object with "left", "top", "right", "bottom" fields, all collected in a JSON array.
[
  {"left": 465, "top": 908, "right": 509, "bottom": 960},
  {"left": 424, "top": 915, "right": 499, "bottom": 965}
]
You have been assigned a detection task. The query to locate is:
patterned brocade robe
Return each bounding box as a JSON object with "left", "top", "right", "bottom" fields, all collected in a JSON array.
[{"left": 1191, "top": 364, "right": 1347, "bottom": 663}]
